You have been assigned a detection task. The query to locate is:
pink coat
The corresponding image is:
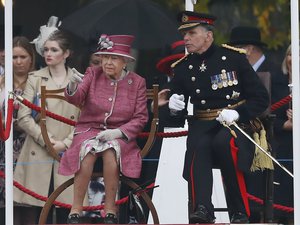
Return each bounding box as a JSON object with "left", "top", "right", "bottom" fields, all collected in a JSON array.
[{"left": 58, "top": 67, "right": 148, "bottom": 178}]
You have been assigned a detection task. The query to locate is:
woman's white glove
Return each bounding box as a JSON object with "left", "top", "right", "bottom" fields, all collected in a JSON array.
[
  {"left": 216, "top": 109, "right": 239, "bottom": 125},
  {"left": 68, "top": 68, "right": 84, "bottom": 93},
  {"left": 96, "top": 129, "right": 123, "bottom": 141},
  {"left": 169, "top": 94, "right": 185, "bottom": 114}
]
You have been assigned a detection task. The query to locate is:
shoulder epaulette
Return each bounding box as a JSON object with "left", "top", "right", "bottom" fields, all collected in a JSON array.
[
  {"left": 171, "top": 53, "right": 189, "bottom": 68},
  {"left": 222, "top": 44, "right": 246, "bottom": 54}
]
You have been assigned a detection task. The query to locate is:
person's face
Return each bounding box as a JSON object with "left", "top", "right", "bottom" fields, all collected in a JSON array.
[
  {"left": 181, "top": 26, "right": 212, "bottom": 54},
  {"left": 101, "top": 54, "right": 126, "bottom": 79},
  {"left": 0, "top": 49, "right": 5, "bottom": 67},
  {"left": 89, "top": 54, "right": 102, "bottom": 67},
  {"left": 235, "top": 44, "right": 254, "bottom": 63},
  {"left": 43, "top": 40, "right": 69, "bottom": 66},
  {"left": 286, "top": 51, "right": 292, "bottom": 74},
  {"left": 13, "top": 46, "right": 32, "bottom": 75}
]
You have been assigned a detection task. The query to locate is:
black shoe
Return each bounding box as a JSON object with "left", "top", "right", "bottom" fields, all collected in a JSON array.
[
  {"left": 104, "top": 213, "right": 118, "bottom": 224},
  {"left": 67, "top": 213, "right": 80, "bottom": 224},
  {"left": 189, "top": 204, "right": 215, "bottom": 224},
  {"left": 231, "top": 212, "right": 249, "bottom": 224}
]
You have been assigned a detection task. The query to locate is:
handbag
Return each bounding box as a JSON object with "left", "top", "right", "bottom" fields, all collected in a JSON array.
[
  {"left": 126, "top": 190, "right": 146, "bottom": 224},
  {"left": 31, "top": 92, "right": 40, "bottom": 121}
]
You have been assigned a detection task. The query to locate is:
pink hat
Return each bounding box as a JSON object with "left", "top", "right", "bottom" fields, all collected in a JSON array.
[
  {"left": 156, "top": 40, "right": 185, "bottom": 75},
  {"left": 95, "top": 34, "right": 135, "bottom": 61}
]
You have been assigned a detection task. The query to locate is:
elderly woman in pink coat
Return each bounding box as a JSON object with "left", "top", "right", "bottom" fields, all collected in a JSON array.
[{"left": 58, "top": 34, "right": 148, "bottom": 224}]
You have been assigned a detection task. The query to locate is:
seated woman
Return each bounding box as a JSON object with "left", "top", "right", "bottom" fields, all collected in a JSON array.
[{"left": 58, "top": 34, "right": 148, "bottom": 224}]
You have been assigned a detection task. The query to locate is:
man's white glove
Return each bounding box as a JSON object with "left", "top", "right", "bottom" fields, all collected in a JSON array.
[
  {"left": 68, "top": 68, "right": 84, "bottom": 93},
  {"left": 169, "top": 94, "right": 185, "bottom": 114},
  {"left": 96, "top": 129, "right": 123, "bottom": 142},
  {"left": 216, "top": 109, "right": 239, "bottom": 125}
]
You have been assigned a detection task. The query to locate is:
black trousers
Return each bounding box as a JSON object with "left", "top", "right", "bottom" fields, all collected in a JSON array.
[{"left": 184, "top": 121, "right": 251, "bottom": 218}]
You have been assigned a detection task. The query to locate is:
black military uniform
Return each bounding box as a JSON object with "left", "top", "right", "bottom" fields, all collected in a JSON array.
[{"left": 168, "top": 11, "right": 269, "bottom": 224}]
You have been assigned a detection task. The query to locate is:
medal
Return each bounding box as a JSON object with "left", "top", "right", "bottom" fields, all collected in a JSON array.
[
  {"left": 221, "top": 70, "right": 228, "bottom": 87},
  {"left": 227, "top": 72, "right": 233, "bottom": 86},
  {"left": 210, "top": 75, "right": 218, "bottom": 90},
  {"left": 217, "top": 75, "right": 223, "bottom": 88},
  {"left": 199, "top": 61, "right": 207, "bottom": 72},
  {"left": 232, "top": 71, "right": 238, "bottom": 85}
]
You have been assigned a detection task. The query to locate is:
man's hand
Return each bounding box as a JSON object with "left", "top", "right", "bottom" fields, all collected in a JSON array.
[
  {"left": 216, "top": 109, "right": 239, "bottom": 125},
  {"left": 96, "top": 129, "right": 123, "bottom": 141},
  {"left": 169, "top": 94, "right": 185, "bottom": 113}
]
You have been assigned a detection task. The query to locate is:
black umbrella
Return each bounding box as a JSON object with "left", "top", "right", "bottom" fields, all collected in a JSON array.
[{"left": 61, "top": 0, "right": 182, "bottom": 49}]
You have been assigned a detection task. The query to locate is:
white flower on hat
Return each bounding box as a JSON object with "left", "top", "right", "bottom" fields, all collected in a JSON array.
[
  {"left": 98, "top": 34, "right": 114, "bottom": 50},
  {"left": 31, "top": 16, "right": 61, "bottom": 56}
]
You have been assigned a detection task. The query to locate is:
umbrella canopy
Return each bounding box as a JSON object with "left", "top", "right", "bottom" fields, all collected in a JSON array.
[{"left": 61, "top": 0, "right": 182, "bottom": 49}]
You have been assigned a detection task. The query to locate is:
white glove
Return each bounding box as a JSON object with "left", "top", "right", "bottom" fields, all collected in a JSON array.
[
  {"left": 96, "top": 129, "right": 123, "bottom": 141},
  {"left": 216, "top": 109, "right": 239, "bottom": 125},
  {"left": 169, "top": 94, "right": 185, "bottom": 113},
  {"left": 68, "top": 68, "right": 84, "bottom": 93}
]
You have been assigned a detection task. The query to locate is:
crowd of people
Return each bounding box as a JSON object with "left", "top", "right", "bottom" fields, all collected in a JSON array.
[{"left": 0, "top": 9, "right": 295, "bottom": 225}]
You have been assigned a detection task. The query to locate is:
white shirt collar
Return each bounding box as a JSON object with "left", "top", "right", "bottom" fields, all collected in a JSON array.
[{"left": 252, "top": 54, "right": 266, "bottom": 72}]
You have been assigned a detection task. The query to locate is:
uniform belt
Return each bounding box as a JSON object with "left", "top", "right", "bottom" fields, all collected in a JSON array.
[{"left": 193, "top": 100, "right": 246, "bottom": 120}]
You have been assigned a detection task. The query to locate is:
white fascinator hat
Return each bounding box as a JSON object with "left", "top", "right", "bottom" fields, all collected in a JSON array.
[{"left": 31, "top": 16, "right": 61, "bottom": 56}]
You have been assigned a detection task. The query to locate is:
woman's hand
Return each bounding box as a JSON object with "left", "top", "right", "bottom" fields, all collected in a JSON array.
[
  {"left": 96, "top": 129, "right": 123, "bottom": 141},
  {"left": 283, "top": 109, "right": 293, "bottom": 130},
  {"left": 286, "top": 108, "right": 292, "bottom": 121},
  {"left": 68, "top": 68, "right": 84, "bottom": 93},
  {"left": 49, "top": 138, "right": 67, "bottom": 153},
  {"left": 158, "top": 89, "right": 170, "bottom": 107}
]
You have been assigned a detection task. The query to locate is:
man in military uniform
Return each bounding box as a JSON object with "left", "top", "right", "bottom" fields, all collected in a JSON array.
[{"left": 167, "top": 11, "right": 269, "bottom": 223}]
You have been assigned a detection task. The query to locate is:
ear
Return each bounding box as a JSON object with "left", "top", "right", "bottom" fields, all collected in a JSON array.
[
  {"left": 64, "top": 49, "right": 70, "bottom": 59},
  {"left": 206, "top": 31, "right": 213, "bottom": 40}
]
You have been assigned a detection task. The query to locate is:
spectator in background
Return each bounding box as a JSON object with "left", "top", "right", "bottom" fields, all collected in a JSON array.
[
  {"left": 0, "top": 36, "right": 36, "bottom": 225},
  {"left": 272, "top": 44, "right": 293, "bottom": 224},
  {"left": 0, "top": 39, "right": 4, "bottom": 76},
  {"left": 228, "top": 26, "right": 282, "bottom": 101},
  {"left": 89, "top": 52, "right": 102, "bottom": 67},
  {"left": 13, "top": 17, "right": 84, "bottom": 224},
  {"left": 155, "top": 40, "right": 186, "bottom": 127},
  {"left": 228, "top": 26, "right": 283, "bottom": 223}
]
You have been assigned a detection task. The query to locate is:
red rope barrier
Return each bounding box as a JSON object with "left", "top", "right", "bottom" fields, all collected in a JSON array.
[
  {"left": 20, "top": 98, "right": 76, "bottom": 126},
  {"left": 4, "top": 93, "right": 292, "bottom": 214},
  {"left": 16, "top": 94, "right": 292, "bottom": 139},
  {"left": 247, "top": 193, "right": 293, "bottom": 213},
  {"left": 0, "top": 170, "right": 293, "bottom": 213},
  {"left": 0, "top": 170, "right": 155, "bottom": 211},
  {"left": 271, "top": 95, "right": 292, "bottom": 112},
  {"left": 0, "top": 96, "right": 14, "bottom": 141}
]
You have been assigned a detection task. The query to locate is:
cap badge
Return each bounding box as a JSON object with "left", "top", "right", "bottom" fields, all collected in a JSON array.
[{"left": 182, "top": 14, "right": 189, "bottom": 22}]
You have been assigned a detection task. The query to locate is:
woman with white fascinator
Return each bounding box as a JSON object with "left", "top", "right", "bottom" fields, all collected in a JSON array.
[{"left": 13, "top": 16, "right": 85, "bottom": 224}]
